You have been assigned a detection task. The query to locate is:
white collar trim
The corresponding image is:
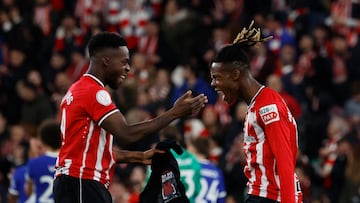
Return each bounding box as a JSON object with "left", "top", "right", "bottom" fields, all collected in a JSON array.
[{"left": 84, "top": 74, "right": 105, "bottom": 87}]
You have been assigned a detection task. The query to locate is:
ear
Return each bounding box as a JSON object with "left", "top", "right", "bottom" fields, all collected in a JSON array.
[{"left": 101, "top": 56, "right": 111, "bottom": 66}]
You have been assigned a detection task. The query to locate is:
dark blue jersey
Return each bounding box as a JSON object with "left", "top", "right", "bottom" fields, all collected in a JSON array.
[
  {"left": 9, "top": 165, "right": 29, "bottom": 203},
  {"left": 27, "top": 152, "right": 58, "bottom": 203},
  {"left": 195, "top": 160, "right": 226, "bottom": 203}
]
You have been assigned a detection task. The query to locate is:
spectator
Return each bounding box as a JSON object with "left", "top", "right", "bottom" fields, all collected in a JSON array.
[
  {"left": 171, "top": 64, "right": 217, "bottom": 105},
  {"left": 137, "top": 17, "right": 177, "bottom": 69},
  {"left": 266, "top": 74, "right": 303, "bottom": 119},
  {"left": 117, "top": 0, "right": 151, "bottom": 51},
  {"left": 15, "top": 80, "right": 54, "bottom": 136},
  {"left": 161, "top": 0, "right": 197, "bottom": 63}
]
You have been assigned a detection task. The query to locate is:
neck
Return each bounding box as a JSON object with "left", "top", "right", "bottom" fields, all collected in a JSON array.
[
  {"left": 240, "top": 75, "right": 262, "bottom": 105},
  {"left": 86, "top": 61, "right": 105, "bottom": 84}
]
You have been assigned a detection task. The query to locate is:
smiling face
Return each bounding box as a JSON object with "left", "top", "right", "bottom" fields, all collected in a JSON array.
[
  {"left": 210, "top": 62, "right": 239, "bottom": 104},
  {"left": 104, "top": 46, "right": 130, "bottom": 89}
]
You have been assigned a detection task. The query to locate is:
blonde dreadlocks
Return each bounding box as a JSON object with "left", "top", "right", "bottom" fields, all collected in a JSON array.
[
  {"left": 233, "top": 20, "right": 273, "bottom": 46},
  {"left": 212, "top": 21, "right": 273, "bottom": 66}
]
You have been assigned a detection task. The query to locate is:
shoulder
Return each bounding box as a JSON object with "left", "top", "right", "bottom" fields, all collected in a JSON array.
[
  {"left": 255, "top": 88, "right": 286, "bottom": 108},
  {"left": 255, "top": 88, "right": 288, "bottom": 124},
  {"left": 70, "top": 77, "right": 112, "bottom": 104},
  {"left": 14, "top": 165, "right": 27, "bottom": 176}
]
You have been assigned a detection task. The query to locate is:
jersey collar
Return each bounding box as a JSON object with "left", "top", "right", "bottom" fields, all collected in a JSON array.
[
  {"left": 84, "top": 73, "right": 105, "bottom": 87},
  {"left": 45, "top": 151, "right": 59, "bottom": 158},
  {"left": 249, "top": 85, "right": 265, "bottom": 106}
]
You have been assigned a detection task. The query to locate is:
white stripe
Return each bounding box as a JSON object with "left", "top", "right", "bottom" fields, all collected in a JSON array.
[
  {"left": 79, "top": 122, "right": 95, "bottom": 203},
  {"left": 244, "top": 109, "right": 255, "bottom": 194},
  {"left": 79, "top": 178, "right": 83, "bottom": 203},
  {"left": 273, "top": 160, "right": 281, "bottom": 201},
  {"left": 253, "top": 120, "right": 269, "bottom": 197},
  {"left": 79, "top": 121, "right": 94, "bottom": 178},
  {"left": 94, "top": 129, "right": 106, "bottom": 181},
  {"left": 106, "top": 135, "right": 115, "bottom": 188},
  {"left": 98, "top": 109, "right": 119, "bottom": 126},
  {"left": 83, "top": 74, "right": 105, "bottom": 87},
  {"left": 8, "top": 188, "right": 18, "bottom": 195}
]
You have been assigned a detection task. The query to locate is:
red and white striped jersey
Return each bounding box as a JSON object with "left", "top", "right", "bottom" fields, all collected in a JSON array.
[
  {"left": 55, "top": 74, "right": 118, "bottom": 188},
  {"left": 243, "top": 86, "right": 303, "bottom": 203}
]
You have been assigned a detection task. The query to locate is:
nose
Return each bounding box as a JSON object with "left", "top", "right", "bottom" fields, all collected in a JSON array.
[
  {"left": 210, "top": 79, "right": 216, "bottom": 87},
  {"left": 125, "top": 64, "right": 131, "bottom": 72}
]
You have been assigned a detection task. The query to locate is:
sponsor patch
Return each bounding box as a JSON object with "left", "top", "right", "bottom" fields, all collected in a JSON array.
[
  {"left": 96, "top": 90, "right": 112, "bottom": 106},
  {"left": 259, "top": 104, "right": 280, "bottom": 125}
]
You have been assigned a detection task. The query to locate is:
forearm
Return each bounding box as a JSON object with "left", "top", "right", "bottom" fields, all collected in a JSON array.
[
  {"left": 7, "top": 194, "right": 17, "bottom": 203},
  {"left": 128, "top": 109, "right": 177, "bottom": 137},
  {"left": 116, "top": 150, "right": 144, "bottom": 163},
  {"left": 278, "top": 163, "right": 296, "bottom": 202},
  {"left": 115, "top": 109, "right": 178, "bottom": 145}
]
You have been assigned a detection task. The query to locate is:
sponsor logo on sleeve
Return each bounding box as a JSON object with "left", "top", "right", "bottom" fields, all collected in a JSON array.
[
  {"left": 259, "top": 104, "right": 280, "bottom": 125},
  {"left": 96, "top": 90, "right": 112, "bottom": 106}
]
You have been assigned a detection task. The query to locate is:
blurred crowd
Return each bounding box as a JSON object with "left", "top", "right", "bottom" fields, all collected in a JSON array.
[{"left": 1, "top": 0, "right": 360, "bottom": 202}]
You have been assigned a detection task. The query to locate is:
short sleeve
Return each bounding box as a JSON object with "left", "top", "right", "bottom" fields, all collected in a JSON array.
[{"left": 85, "top": 88, "right": 118, "bottom": 124}]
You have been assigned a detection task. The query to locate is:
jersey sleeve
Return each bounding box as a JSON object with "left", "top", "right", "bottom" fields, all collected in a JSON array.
[
  {"left": 85, "top": 87, "right": 118, "bottom": 125},
  {"left": 27, "top": 159, "right": 35, "bottom": 180},
  {"left": 8, "top": 169, "right": 21, "bottom": 195},
  {"left": 257, "top": 96, "right": 296, "bottom": 203},
  {"left": 193, "top": 158, "right": 202, "bottom": 199},
  {"left": 217, "top": 168, "right": 227, "bottom": 203}
]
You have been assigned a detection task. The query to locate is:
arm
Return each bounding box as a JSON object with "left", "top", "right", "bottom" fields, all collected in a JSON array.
[
  {"left": 7, "top": 194, "right": 18, "bottom": 203},
  {"left": 264, "top": 107, "right": 297, "bottom": 203},
  {"left": 113, "top": 147, "right": 164, "bottom": 165},
  {"left": 25, "top": 179, "right": 33, "bottom": 197},
  {"left": 102, "top": 90, "right": 208, "bottom": 146}
]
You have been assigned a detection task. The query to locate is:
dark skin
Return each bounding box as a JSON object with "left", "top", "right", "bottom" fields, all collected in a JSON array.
[
  {"left": 87, "top": 46, "right": 208, "bottom": 163},
  {"left": 210, "top": 62, "right": 262, "bottom": 105}
]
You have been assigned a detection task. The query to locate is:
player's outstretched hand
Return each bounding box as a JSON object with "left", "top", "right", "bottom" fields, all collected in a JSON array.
[
  {"left": 113, "top": 147, "right": 164, "bottom": 164},
  {"left": 172, "top": 90, "right": 208, "bottom": 117},
  {"left": 141, "top": 148, "right": 165, "bottom": 165}
]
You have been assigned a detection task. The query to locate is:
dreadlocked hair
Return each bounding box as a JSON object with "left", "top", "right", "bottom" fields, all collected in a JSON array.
[{"left": 212, "top": 21, "right": 273, "bottom": 67}]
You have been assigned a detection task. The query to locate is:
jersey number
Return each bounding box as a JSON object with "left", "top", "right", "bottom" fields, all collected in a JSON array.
[
  {"left": 60, "top": 108, "right": 66, "bottom": 140},
  {"left": 181, "top": 170, "right": 195, "bottom": 198},
  {"left": 39, "top": 175, "right": 54, "bottom": 203},
  {"left": 196, "top": 178, "right": 219, "bottom": 203}
]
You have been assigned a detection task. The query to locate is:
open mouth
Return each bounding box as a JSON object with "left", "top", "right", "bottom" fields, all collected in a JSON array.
[
  {"left": 215, "top": 89, "right": 223, "bottom": 95},
  {"left": 120, "top": 75, "right": 127, "bottom": 80},
  {"left": 215, "top": 90, "right": 225, "bottom": 100}
]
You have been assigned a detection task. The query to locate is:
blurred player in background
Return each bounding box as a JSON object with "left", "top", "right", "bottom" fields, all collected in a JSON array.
[
  {"left": 26, "top": 119, "right": 61, "bottom": 203},
  {"left": 188, "top": 136, "right": 226, "bottom": 203}
]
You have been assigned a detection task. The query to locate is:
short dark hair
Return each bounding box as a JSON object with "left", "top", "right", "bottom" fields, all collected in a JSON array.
[
  {"left": 88, "top": 32, "right": 127, "bottom": 57},
  {"left": 190, "top": 137, "right": 210, "bottom": 158},
  {"left": 38, "top": 119, "right": 61, "bottom": 150}
]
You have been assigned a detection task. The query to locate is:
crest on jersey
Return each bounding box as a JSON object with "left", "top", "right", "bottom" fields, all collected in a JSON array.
[
  {"left": 96, "top": 90, "right": 112, "bottom": 106},
  {"left": 259, "top": 104, "right": 280, "bottom": 125},
  {"left": 161, "top": 170, "right": 181, "bottom": 202}
]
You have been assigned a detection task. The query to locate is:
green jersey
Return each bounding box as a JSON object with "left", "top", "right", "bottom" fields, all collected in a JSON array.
[{"left": 171, "top": 148, "right": 201, "bottom": 203}]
